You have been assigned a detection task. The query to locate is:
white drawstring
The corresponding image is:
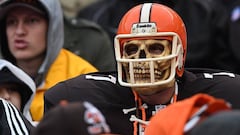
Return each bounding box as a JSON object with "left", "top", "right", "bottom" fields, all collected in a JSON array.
[
  {"left": 122, "top": 103, "right": 148, "bottom": 114},
  {"left": 129, "top": 115, "right": 149, "bottom": 125}
]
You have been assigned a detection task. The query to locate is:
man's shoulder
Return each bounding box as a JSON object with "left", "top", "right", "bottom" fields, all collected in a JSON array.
[
  {"left": 47, "top": 71, "right": 131, "bottom": 94},
  {"left": 66, "top": 71, "right": 118, "bottom": 84},
  {"left": 45, "top": 72, "right": 134, "bottom": 114},
  {"left": 181, "top": 68, "right": 240, "bottom": 92},
  {"left": 185, "top": 68, "right": 236, "bottom": 74},
  {"left": 181, "top": 68, "right": 240, "bottom": 109},
  {"left": 183, "top": 68, "right": 240, "bottom": 81}
]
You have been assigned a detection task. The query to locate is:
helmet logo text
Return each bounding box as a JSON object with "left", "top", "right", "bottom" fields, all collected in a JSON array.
[{"left": 131, "top": 23, "right": 157, "bottom": 34}]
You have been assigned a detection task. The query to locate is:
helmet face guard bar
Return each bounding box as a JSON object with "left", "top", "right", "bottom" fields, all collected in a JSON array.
[{"left": 114, "top": 32, "right": 184, "bottom": 87}]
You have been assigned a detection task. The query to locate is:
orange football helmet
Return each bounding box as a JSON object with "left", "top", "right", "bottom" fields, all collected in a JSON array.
[{"left": 114, "top": 3, "right": 187, "bottom": 88}]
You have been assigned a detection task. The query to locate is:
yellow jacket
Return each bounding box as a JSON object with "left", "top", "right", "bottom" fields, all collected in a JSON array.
[{"left": 30, "top": 49, "right": 97, "bottom": 121}]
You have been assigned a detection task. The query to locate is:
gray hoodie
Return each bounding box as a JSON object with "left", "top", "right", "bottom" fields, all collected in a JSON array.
[
  {"left": 0, "top": 0, "right": 64, "bottom": 87},
  {"left": 0, "top": 59, "right": 36, "bottom": 122}
]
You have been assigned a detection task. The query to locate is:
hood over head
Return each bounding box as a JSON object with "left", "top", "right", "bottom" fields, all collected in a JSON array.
[
  {"left": 0, "top": 0, "right": 64, "bottom": 87},
  {"left": 0, "top": 59, "right": 36, "bottom": 122}
]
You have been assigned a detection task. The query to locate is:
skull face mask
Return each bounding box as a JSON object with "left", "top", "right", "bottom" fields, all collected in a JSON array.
[
  {"left": 123, "top": 39, "right": 171, "bottom": 84},
  {"left": 114, "top": 32, "right": 184, "bottom": 95},
  {"left": 121, "top": 39, "right": 177, "bottom": 95}
]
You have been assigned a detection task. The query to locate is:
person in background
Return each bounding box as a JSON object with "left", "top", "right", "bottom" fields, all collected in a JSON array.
[
  {"left": 32, "top": 101, "right": 117, "bottom": 135},
  {"left": 0, "top": 59, "right": 35, "bottom": 135},
  {"left": 0, "top": 0, "right": 97, "bottom": 122},
  {"left": 44, "top": 3, "right": 240, "bottom": 135},
  {"left": 63, "top": 18, "right": 116, "bottom": 71},
  {"left": 60, "top": 0, "right": 116, "bottom": 71},
  {"left": 0, "top": 59, "right": 35, "bottom": 123}
]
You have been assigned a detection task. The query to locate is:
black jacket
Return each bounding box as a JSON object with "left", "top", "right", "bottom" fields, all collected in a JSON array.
[{"left": 44, "top": 68, "right": 240, "bottom": 135}]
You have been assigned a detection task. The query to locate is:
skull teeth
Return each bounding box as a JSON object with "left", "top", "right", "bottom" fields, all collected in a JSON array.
[
  {"left": 133, "top": 68, "right": 162, "bottom": 76},
  {"left": 132, "top": 68, "right": 163, "bottom": 82},
  {"left": 123, "top": 59, "right": 171, "bottom": 84}
]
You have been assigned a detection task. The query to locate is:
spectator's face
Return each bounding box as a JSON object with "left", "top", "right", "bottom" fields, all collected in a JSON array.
[
  {"left": 0, "top": 84, "right": 21, "bottom": 110},
  {"left": 6, "top": 7, "right": 48, "bottom": 61}
]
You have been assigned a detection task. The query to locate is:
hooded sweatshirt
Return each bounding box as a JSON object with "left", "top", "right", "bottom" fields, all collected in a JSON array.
[
  {"left": 0, "top": 0, "right": 98, "bottom": 121},
  {"left": 0, "top": 59, "right": 36, "bottom": 123}
]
